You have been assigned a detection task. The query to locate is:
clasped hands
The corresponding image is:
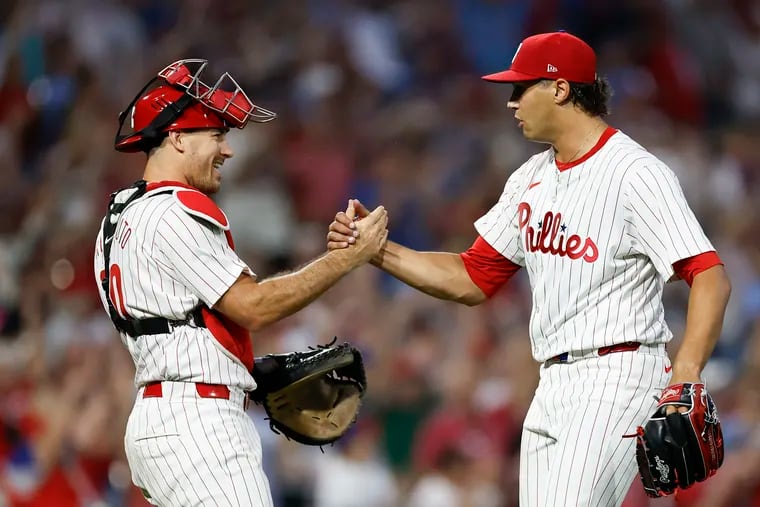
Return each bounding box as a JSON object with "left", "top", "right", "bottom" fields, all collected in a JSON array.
[{"left": 327, "top": 199, "right": 387, "bottom": 265}]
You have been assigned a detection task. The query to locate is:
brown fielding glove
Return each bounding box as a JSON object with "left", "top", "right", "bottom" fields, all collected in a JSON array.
[
  {"left": 632, "top": 382, "right": 724, "bottom": 497},
  {"left": 250, "top": 340, "right": 366, "bottom": 447}
]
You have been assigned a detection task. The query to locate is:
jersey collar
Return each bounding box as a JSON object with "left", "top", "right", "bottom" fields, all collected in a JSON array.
[
  {"left": 555, "top": 126, "right": 618, "bottom": 172},
  {"left": 145, "top": 180, "right": 199, "bottom": 192}
]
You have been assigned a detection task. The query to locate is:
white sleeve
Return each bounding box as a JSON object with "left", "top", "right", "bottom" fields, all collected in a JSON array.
[
  {"left": 473, "top": 168, "right": 527, "bottom": 266},
  {"left": 624, "top": 162, "right": 714, "bottom": 281},
  {"left": 155, "top": 206, "right": 251, "bottom": 307}
]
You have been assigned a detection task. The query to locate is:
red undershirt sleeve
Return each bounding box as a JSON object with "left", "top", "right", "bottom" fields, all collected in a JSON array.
[
  {"left": 672, "top": 251, "right": 723, "bottom": 287},
  {"left": 459, "top": 236, "right": 522, "bottom": 298}
]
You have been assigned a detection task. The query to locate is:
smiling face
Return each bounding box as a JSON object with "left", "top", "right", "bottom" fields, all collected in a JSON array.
[
  {"left": 180, "top": 128, "right": 233, "bottom": 194},
  {"left": 507, "top": 79, "right": 559, "bottom": 143}
]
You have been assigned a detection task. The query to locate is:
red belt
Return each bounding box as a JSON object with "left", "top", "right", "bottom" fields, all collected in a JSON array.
[
  {"left": 143, "top": 381, "right": 231, "bottom": 400},
  {"left": 546, "top": 341, "right": 641, "bottom": 365}
]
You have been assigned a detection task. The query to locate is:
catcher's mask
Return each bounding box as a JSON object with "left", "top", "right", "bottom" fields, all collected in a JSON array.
[{"left": 115, "top": 59, "right": 277, "bottom": 153}]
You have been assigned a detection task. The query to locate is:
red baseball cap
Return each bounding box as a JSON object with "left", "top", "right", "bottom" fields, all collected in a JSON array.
[{"left": 482, "top": 32, "right": 597, "bottom": 84}]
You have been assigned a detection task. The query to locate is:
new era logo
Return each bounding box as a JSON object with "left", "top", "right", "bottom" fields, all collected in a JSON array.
[{"left": 547, "top": 64, "right": 558, "bottom": 73}]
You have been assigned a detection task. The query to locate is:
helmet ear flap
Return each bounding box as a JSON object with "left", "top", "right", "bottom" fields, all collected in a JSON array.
[
  {"left": 114, "top": 77, "right": 162, "bottom": 153},
  {"left": 115, "top": 86, "right": 198, "bottom": 153}
]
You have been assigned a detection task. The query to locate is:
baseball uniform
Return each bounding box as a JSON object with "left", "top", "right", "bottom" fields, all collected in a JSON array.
[
  {"left": 94, "top": 181, "right": 273, "bottom": 507},
  {"left": 472, "top": 127, "right": 716, "bottom": 506}
]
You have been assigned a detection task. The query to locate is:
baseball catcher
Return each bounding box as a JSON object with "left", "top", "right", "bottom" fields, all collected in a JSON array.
[
  {"left": 250, "top": 340, "right": 367, "bottom": 446},
  {"left": 632, "top": 382, "right": 724, "bottom": 497}
]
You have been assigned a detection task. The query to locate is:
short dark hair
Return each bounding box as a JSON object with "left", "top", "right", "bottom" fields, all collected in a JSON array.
[
  {"left": 566, "top": 77, "right": 613, "bottom": 117},
  {"left": 510, "top": 78, "right": 613, "bottom": 117}
]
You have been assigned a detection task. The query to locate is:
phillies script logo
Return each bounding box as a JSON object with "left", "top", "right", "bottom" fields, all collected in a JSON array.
[{"left": 517, "top": 203, "right": 599, "bottom": 262}]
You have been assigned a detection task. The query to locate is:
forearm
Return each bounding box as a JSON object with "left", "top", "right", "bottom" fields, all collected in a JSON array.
[
  {"left": 671, "top": 265, "right": 731, "bottom": 381},
  {"left": 218, "top": 250, "right": 358, "bottom": 331},
  {"left": 373, "top": 241, "right": 486, "bottom": 305},
  {"left": 250, "top": 251, "right": 357, "bottom": 329}
]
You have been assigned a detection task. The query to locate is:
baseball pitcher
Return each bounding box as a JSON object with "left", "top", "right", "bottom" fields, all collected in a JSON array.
[{"left": 328, "top": 32, "right": 729, "bottom": 506}]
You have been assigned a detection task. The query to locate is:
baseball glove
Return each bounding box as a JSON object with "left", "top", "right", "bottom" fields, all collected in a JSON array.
[
  {"left": 250, "top": 340, "right": 367, "bottom": 446},
  {"left": 632, "top": 382, "right": 724, "bottom": 497}
]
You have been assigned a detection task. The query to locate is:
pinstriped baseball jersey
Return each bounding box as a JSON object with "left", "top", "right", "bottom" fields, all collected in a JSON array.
[
  {"left": 95, "top": 180, "right": 274, "bottom": 507},
  {"left": 475, "top": 128, "right": 714, "bottom": 362},
  {"left": 93, "top": 182, "right": 257, "bottom": 391}
]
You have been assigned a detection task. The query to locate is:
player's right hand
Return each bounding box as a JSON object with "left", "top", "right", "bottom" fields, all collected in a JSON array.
[
  {"left": 349, "top": 204, "right": 388, "bottom": 265},
  {"left": 327, "top": 199, "right": 372, "bottom": 250}
]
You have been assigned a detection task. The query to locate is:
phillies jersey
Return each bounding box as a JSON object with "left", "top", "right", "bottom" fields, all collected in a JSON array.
[
  {"left": 475, "top": 128, "right": 714, "bottom": 361},
  {"left": 93, "top": 182, "right": 257, "bottom": 391}
]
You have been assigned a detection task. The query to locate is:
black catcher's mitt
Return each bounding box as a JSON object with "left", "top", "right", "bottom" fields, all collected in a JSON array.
[
  {"left": 250, "top": 340, "right": 367, "bottom": 446},
  {"left": 632, "top": 382, "right": 724, "bottom": 497}
]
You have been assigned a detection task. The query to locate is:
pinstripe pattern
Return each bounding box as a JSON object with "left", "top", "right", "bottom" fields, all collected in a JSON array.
[
  {"left": 126, "top": 382, "right": 273, "bottom": 507},
  {"left": 474, "top": 131, "right": 714, "bottom": 362},
  {"left": 95, "top": 185, "right": 271, "bottom": 506},
  {"left": 520, "top": 347, "right": 670, "bottom": 507},
  {"left": 94, "top": 186, "right": 256, "bottom": 390},
  {"left": 474, "top": 129, "right": 715, "bottom": 506}
]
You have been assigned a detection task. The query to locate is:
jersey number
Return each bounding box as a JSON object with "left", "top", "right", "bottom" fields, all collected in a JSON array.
[{"left": 100, "top": 264, "right": 128, "bottom": 318}]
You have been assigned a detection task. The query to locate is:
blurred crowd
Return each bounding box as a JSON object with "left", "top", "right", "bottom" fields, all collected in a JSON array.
[{"left": 1, "top": 0, "right": 760, "bottom": 506}]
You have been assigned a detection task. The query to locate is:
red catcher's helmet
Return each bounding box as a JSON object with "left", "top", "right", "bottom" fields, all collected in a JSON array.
[{"left": 115, "top": 59, "right": 277, "bottom": 153}]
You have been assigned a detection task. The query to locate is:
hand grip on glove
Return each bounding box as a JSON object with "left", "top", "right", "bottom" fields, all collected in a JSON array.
[{"left": 631, "top": 382, "right": 724, "bottom": 498}]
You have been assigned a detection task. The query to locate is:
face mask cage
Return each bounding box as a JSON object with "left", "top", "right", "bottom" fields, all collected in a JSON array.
[{"left": 158, "top": 59, "right": 277, "bottom": 127}]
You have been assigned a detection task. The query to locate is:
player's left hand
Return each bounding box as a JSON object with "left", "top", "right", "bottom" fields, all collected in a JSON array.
[
  {"left": 664, "top": 369, "right": 702, "bottom": 414},
  {"left": 250, "top": 340, "right": 367, "bottom": 446},
  {"left": 632, "top": 382, "right": 724, "bottom": 497},
  {"left": 327, "top": 199, "right": 370, "bottom": 250}
]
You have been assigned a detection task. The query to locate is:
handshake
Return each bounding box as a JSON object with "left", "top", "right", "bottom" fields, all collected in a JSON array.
[{"left": 326, "top": 199, "right": 388, "bottom": 268}]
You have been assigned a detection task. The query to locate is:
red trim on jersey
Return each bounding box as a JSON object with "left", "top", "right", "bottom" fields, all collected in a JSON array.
[
  {"left": 555, "top": 127, "right": 618, "bottom": 172},
  {"left": 459, "top": 236, "right": 521, "bottom": 298},
  {"left": 176, "top": 189, "right": 229, "bottom": 228},
  {"left": 145, "top": 180, "right": 197, "bottom": 191},
  {"left": 672, "top": 251, "right": 723, "bottom": 287},
  {"left": 201, "top": 307, "right": 254, "bottom": 371}
]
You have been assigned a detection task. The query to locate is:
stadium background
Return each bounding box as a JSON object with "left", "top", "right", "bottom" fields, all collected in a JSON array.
[{"left": 1, "top": 0, "right": 759, "bottom": 506}]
